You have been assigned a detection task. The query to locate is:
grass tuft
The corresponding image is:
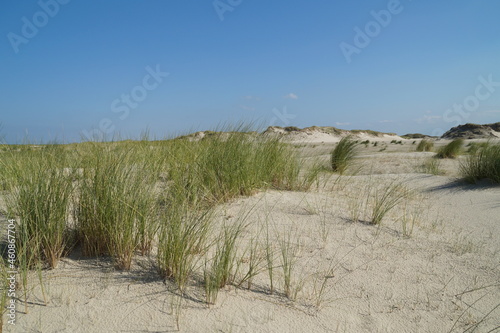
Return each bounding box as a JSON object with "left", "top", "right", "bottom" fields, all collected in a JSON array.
[
  {"left": 416, "top": 139, "right": 434, "bottom": 152},
  {"left": 204, "top": 220, "right": 245, "bottom": 304},
  {"left": 369, "top": 180, "right": 408, "bottom": 225},
  {"left": 3, "top": 145, "right": 73, "bottom": 269},
  {"left": 436, "top": 139, "right": 463, "bottom": 159},
  {"left": 330, "top": 136, "right": 357, "bottom": 174},
  {"left": 419, "top": 157, "right": 443, "bottom": 175},
  {"left": 460, "top": 142, "right": 500, "bottom": 184}
]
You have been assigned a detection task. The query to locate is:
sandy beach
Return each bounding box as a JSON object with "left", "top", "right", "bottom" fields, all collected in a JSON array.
[{"left": 1, "top": 135, "right": 498, "bottom": 333}]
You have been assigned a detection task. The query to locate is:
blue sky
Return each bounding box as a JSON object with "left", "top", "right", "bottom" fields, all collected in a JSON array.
[{"left": 1, "top": 0, "right": 499, "bottom": 143}]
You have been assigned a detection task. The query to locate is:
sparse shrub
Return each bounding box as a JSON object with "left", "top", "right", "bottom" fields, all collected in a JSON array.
[
  {"left": 436, "top": 139, "right": 463, "bottom": 158},
  {"left": 460, "top": 142, "right": 500, "bottom": 184},
  {"left": 416, "top": 139, "right": 434, "bottom": 152},
  {"left": 330, "top": 136, "right": 357, "bottom": 174}
]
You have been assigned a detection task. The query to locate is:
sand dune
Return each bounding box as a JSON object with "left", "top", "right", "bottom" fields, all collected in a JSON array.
[{"left": 2, "top": 137, "right": 499, "bottom": 333}]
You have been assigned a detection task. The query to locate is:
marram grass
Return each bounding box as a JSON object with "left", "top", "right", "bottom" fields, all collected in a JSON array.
[
  {"left": 330, "top": 136, "right": 357, "bottom": 174},
  {"left": 461, "top": 142, "right": 500, "bottom": 184},
  {"left": 0, "top": 127, "right": 319, "bottom": 315}
]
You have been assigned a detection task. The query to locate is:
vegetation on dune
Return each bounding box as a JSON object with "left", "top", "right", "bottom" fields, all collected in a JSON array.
[
  {"left": 2, "top": 146, "right": 74, "bottom": 270},
  {"left": 2, "top": 123, "right": 498, "bottom": 331},
  {"left": 419, "top": 157, "right": 443, "bottom": 176},
  {"left": 460, "top": 142, "right": 500, "bottom": 184},
  {"left": 466, "top": 141, "right": 489, "bottom": 154},
  {"left": 416, "top": 139, "right": 434, "bottom": 152},
  {"left": 0, "top": 127, "right": 320, "bottom": 318},
  {"left": 330, "top": 136, "right": 358, "bottom": 174},
  {"left": 436, "top": 138, "right": 464, "bottom": 158}
]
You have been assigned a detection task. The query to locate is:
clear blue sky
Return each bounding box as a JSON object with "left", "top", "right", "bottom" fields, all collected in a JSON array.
[{"left": 1, "top": 0, "right": 499, "bottom": 143}]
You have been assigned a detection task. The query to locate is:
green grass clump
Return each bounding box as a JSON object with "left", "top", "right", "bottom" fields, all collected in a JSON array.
[
  {"left": 0, "top": 125, "right": 319, "bottom": 313},
  {"left": 2, "top": 146, "right": 74, "bottom": 269},
  {"left": 204, "top": 221, "right": 245, "bottom": 304},
  {"left": 460, "top": 143, "right": 500, "bottom": 184},
  {"left": 330, "top": 136, "right": 357, "bottom": 174},
  {"left": 419, "top": 157, "right": 443, "bottom": 175},
  {"left": 436, "top": 139, "right": 464, "bottom": 158},
  {"left": 157, "top": 202, "right": 212, "bottom": 291},
  {"left": 75, "top": 143, "right": 159, "bottom": 270},
  {"left": 416, "top": 139, "right": 434, "bottom": 152},
  {"left": 164, "top": 131, "right": 312, "bottom": 205},
  {"left": 467, "top": 142, "right": 489, "bottom": 154},
  {"left": 369, "top": 180, "right": 408, "bottom": 225},
  {"left": 279, "top": 230, "right": 300, "bottom": 299}
]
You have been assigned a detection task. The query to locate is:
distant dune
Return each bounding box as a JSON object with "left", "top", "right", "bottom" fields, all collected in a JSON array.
[
  {"left": 441, "top": 122, "right": 500, "bottom": 139},
  {"left": 177, "top": 123, "right": 500, "bottom": 143},
  {"left": 263, "top": 126, "right": 402, "bottom": 143}
]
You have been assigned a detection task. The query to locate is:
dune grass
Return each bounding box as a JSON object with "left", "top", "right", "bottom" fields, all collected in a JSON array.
[
  {"left": 278, "top": 228, "right": 300, "bottom": 299},
  {"left": 369, "top": 180, "right": 409, "bottom": 225},
  {"left": 157, "top": 201, "right": 212, "bottom": 291},
  {"left": 0, "top": 126, "right": 317, "bottom": 315},
  {"left": 419, "top": 157, "right": 443, "bottom": 175},
  {"left": 330, "top": 136, "right": 357, "bottom": 174},
  {"left": 460, "top": 142, "right": 500, "bottom": 184},
  {"left": 204, "top": 220, "right": 246, "bottom": 305},
  {"left": 467, "top": 141, "right": 489, "bottom": 154},
  {"left": 436, "top": 139, "right": 464, "bottom": 158},
  {"left": 2, "top": 145, "right": 74, "bottom": 269},
  {"left": 74, "top": 143, "right": 160, "bottom": 270},
  {"left": 416, "top": 139, "right": 434, "bottom": 152}
]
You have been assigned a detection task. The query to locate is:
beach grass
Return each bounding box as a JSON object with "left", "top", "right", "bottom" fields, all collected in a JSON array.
[
  {"left": 416, "top": 139, "right": 434, "bottom": 152},
  {"left": 436, "top": 139, "right": 463, "bottom": 159},
  {"left": 0, "top": 126, "right": 316, "bottom": 313},
  {"left": 330, "top": 136, "right": 357, "bottom": 174},
  {"left": 460, "top": 142, "right": 500, "bottom": 184}
]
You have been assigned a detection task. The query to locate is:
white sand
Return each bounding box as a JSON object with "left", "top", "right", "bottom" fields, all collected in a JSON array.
[{"left": 2, "top": 140, "right": 500, "bottom": 333}]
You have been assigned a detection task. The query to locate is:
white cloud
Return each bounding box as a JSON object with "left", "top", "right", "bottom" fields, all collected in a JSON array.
[
  {"left": 335, "top": 122, "right": 350, "bottom": 126},
  {"left": 243, "top": 95, "right": 261, "bottom": 101},
  {"left": 379, "top": 120, "right": 394, "bottom": 123},
  {"left": 239, "top": 105, "right": 255, "bottom": 111},
  {"left": 284, "top": 93, "right": 298, "bottom": 100},
  {"left": 416, "top": 112, "right": 442, "bottom": 123}
]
